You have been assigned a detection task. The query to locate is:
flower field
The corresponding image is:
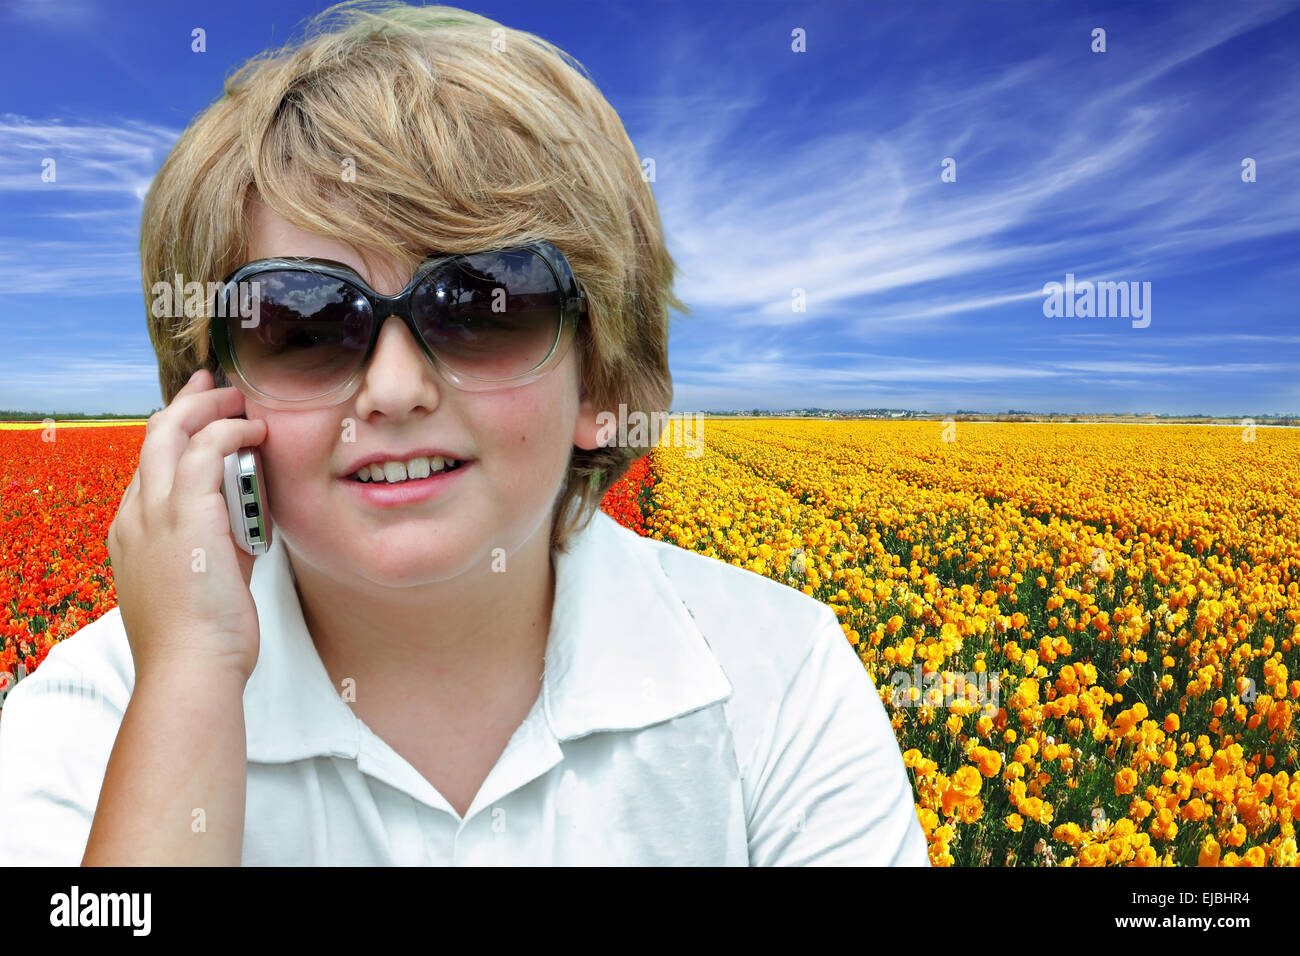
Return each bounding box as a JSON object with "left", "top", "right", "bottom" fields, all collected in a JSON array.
[
  {"left": 634, "top": 418, "right": 1299, "bottom": 867},
  {"left": 3, "top": 417, "right": 1298, "bottom": 866},
  {"left": 0, "top": 423, "right": 143, "bottom": 678}
]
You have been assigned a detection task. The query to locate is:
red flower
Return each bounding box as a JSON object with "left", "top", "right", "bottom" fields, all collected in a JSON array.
[{"left": 600, "top": 456, "right": 656, "bottom": 535}]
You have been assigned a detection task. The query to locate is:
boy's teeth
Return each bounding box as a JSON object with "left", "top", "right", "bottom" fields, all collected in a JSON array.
[{"left": 353, "top": 456, "right": 458, "bottom": 482}]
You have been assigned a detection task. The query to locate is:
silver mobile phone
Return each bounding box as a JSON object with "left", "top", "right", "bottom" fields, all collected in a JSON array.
[{"left": 221, "top": 447, "right": 271, "bottom": 556}]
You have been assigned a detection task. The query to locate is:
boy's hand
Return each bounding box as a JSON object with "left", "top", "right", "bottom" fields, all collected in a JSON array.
[{"left": 106, "top": 368, "right": 269, "bottom": 685}]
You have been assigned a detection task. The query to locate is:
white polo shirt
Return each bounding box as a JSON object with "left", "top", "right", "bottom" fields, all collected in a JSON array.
[{"left": 0, "top": 508, "right": 929, "bottom": 866}]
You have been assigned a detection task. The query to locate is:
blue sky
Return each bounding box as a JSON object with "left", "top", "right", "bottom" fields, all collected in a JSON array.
[{"left": 1, "top": 0, "right": 1297, "bottom": 416}]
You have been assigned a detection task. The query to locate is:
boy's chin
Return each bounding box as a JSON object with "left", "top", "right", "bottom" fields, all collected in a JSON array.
[{"left": 350, "top": 539, "right": 493, "bottom": 586}]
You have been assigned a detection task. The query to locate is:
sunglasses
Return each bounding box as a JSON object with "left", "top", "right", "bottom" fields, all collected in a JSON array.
[{"left": 207, "top": 240, "right": 587, "bottom": 410}]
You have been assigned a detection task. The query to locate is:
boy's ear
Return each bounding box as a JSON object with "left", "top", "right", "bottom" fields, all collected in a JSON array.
[{"left": 573, "top": 384, "right": 605, "bottom": 451}]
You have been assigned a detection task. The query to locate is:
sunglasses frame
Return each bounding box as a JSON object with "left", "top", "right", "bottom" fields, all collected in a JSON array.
[{"left": 207, "top": 239, "right": 588, "bottom": 411}]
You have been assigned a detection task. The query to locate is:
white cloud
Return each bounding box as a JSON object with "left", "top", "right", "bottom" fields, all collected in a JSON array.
[
  {"left": 0, "top": 114, "right": 178, "bottom": 194},
  {"left": 3, "top": 0, "right": 98, "bottom": 27},
  {"left": 635, "top": 5, "right": 1299, "bottom": 341},
  {"left": 0, "top": 115, "right": 181, "bottom": 294}
]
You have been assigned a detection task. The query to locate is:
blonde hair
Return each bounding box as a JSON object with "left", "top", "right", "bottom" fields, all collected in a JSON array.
[{"left": 140, "top": 0, "right": 686, "bottom": 550}]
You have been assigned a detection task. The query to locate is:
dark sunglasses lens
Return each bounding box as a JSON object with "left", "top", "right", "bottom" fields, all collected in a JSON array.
[
  {"left": 227, "top": 271, "right": 372, "bottom": 400},
  {"left": 411, "top": 249, "right": 563, "bottom": 380}
]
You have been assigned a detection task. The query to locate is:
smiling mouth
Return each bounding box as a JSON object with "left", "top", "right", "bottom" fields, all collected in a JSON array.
[{"left": 346, "top": 456, "right": 467, "bottom": 483}]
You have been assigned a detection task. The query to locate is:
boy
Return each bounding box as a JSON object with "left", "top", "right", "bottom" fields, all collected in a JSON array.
[{"left": 0, "top": 0, "right": 929, "bottom": 865}]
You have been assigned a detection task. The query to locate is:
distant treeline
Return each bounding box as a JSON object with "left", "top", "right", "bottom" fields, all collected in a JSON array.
[
  {"left": 0, "top": 410, "right": 155, "bottom": 421},
  {"left": 700, "top": 410, "right": 1299, "bottom": 425},
  {"left": 944, "top": 414, "right": 1300, "bottom": 425}
]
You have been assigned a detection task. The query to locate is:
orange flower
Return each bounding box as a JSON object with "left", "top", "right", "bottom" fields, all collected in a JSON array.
[
  {"left": 972, "top": 746, "right": 1003, "bottom": 778},
  {"left": 1115, "top": 768, "right": 1139, "bottom": 796},
  {"left": 950, "top": 765, "right": 983, "bottom": 801}
]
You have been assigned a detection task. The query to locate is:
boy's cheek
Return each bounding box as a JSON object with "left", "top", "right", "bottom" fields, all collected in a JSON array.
[
  {"left": 255, "top": 414, "right": 344, "bottom": 494},
  {"left": 478, "top": 394, "right": 572, "bottom": 456}
]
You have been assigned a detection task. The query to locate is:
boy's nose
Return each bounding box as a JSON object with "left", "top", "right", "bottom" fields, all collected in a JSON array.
[
  {"left": 356, "top": 315, "right": 445, "bottom": 401},
  {"left": 373, "top": 314, "right": 431, "bottom": 364}
]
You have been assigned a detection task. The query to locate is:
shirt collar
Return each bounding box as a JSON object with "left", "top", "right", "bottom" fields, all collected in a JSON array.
[{"left": 243, "top": 508, "right": 734, "bottom": 764}]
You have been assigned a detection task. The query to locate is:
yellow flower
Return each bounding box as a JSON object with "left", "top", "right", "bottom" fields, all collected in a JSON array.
[
  {"left": 1240, "top": 846, "right": 1267, "bottom": 867},
  {"left": 972, "top": 746, "right": 1003, "bottom": 778},
  {"left": 1054, "top": 822, "right": 1083, "bottom": 846},
  {"left": 1079, "top": 843, "right": 1108, "bottom": 867},
  {"left": 1199, "top": 837, "right": 1221, "bottom": 866},
  {"left": 951, "top": 765, "right": 983, "bottom": 800},
  {"left": 1115, "top": 767, "right": 1139, "bottom": 796},
  {"left": 958, "top": 798, "right": 984, "bottom": 824}
]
